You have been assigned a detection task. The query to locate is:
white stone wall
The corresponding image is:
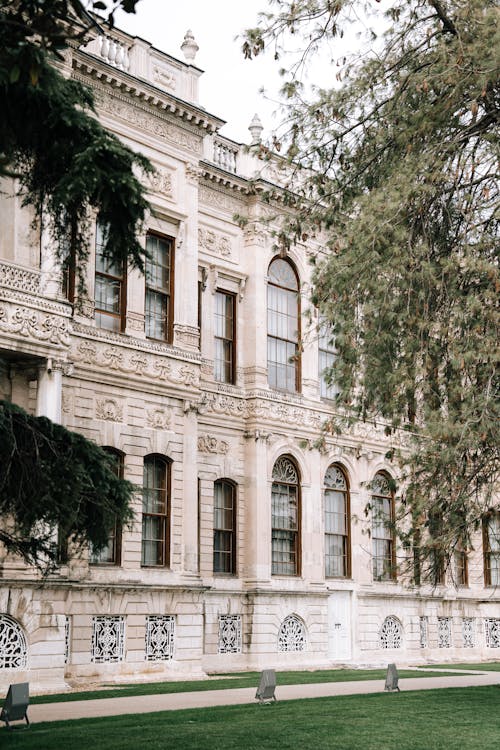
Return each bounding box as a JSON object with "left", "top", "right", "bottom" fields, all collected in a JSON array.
[{"left": 0, "top": 25, "right": 498, "bottom": 692}]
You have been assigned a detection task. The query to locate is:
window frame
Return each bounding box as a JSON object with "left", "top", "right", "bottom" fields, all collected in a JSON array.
[
  {"left": 271, "top": 455, "right": 301, "bottom": 577},
  {"left": 318, "top": 315, "right": 338, "bottom": 400},
  {"left": 324, "top": 464, "right": 351, "bottom": 579},
  {"left": 141, "top": 454, "right": 171, "bottom": 568},
  {"left": 371, "top": 472, "right": 396, "bottom": 582},
  {"left": 483, "top": 512, "right": 500, "bottom": 587},
  {"left": 144, "top": 231, "right": 175, "bottom": 343},
  {"left": 214, "top": 289, "right": 236, "bottom": 384},
  {"left": 94, "top": 221, "right": 126, "bottom": 332},
  {"left": 267, "top": 257, "right": 301, "bottom": 393},
  {"left": 90, "top": 448, "right": 124, "bottom": 566},
  {"left": 213, "top": 479, "right": 237, "bottom": 575}
]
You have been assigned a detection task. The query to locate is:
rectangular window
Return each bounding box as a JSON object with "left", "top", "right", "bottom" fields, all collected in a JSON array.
[
  {"left": 318, "top": 317, "right": 338, "bottom": 399},
  {"left": 95, "top": 222, "right": 125, "bottom": 331},
  {"left": 454, "top": 548, "right": 468, "bottom": 586},
  {"left": 145, "top": 233, "right": 173, "bottom": 341},
  {"left": 372, "top": 496, "right": 394, "bottom": 581},
  {"left": 325, "top": 489, "right": 349, "bottom": 577},
  {"left": 91, "top": 450, "right": 123, "bottom": 566},
  {"left": 484, "top": 514, "right": 500, "bottom": 586},
  {"left": 272, "top": 482, "right": 299, "bottom": 575},
  {"left": 214, "top": 290, "right": 236, "bottom": 383},
  {"left": 213, "top": 481, "right": 236, "bottom": 574},
  {"left": 141, "top": 456, "right": 169, "bottom": 567}
]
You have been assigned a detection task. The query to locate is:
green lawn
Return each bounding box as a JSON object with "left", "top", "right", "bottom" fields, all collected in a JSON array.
[
  {"left": 30, "top": 667, "right": 466, "bottom": 704},
  {"left": 6, "top": 687, "right": 500, "bottom": 750}
]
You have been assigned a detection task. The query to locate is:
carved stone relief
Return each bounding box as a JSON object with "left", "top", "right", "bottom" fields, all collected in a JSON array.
[
  {"left": 198, "top": 227, "right": 232, "bottom": 258},
  {"left": 199, "top": 185, "right": 244, "bottom": 214},
  {"left": 95, "top": 398, "right": 124, "bottom": 422},
  {"left": 0, "top": 262, "right": 41, "bottom": 295},
  {"left": 146, "top": 408, "right": 171, "bottom": 429},
  {"left": 146, "top": 168, "right": 174, "bottom": 198},
  {"left": 72, "top": 337, "right": 200, "bottom": 388},
  {"left": 0, "top": 303, "right": 71, "bottom": 347},
  {"left": 197, "top": 434, "right": 229, "bottom": 454},
  {"left": 152, "top": 65, "right": 176, "bottom": 91}
]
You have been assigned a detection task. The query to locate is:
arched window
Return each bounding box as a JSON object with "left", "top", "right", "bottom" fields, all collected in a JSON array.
[
  {"left": 213, "top": 480, "right": 237, "bottom": 574},
  {"left": 484, "top": 512, "right": 500, "bottom": 586},
  {"left": 380, "top": 616, "right": 403, "bottom": 649},
  {"left": 371, "top": 472, "right": 396, "bottom": 581},
  {"left": 272, "top": 456, "right": 300, "bottom": 576},
  {"left": 142, "top": 455, "right": 170, "bottom": 567},
  {"left": 91, "top": 448, "right": 124, "bottom": 565},
  {"left": 0, "top": 615, "right": 28, "bottom": 669},
  {"left": 267, "top": 258, "right": 300, "bottom": 392},
  {"left": 324, "top": 465, "right": 350, "bottom": 578},
  {"left": 278, "top": 615, "right": 306, "bottom": 652}
]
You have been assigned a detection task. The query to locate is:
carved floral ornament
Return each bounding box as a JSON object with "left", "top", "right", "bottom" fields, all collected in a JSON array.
[
  {"left": 147, "top": 409, "right": 171, "bottom": 430},
  {"left": 0, "top": 261, "right": 41, "bottom": 294},
  {"left": 324, "top": 465, "right": 347, "bottom": 490},
  {"left": 272, "top": 456, "right": 298, "bottom": 484},
  {"left": 146, "top": 168, "right": 173, "bottom": 198}
]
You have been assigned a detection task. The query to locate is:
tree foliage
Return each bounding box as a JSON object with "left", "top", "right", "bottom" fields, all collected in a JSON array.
[
  {"left": 0, "top": 400, "right": 135, "bottom": 572},
  {"left": 0, "top": 0, "right": 152, "bottom": 281},
  {"left": 245, "top": 0, "right": 499, "bottom": 583}
]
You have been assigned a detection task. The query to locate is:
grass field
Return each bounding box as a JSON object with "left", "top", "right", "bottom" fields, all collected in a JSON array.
[
  {"left": 30, "top": 667, "right": 468, "bottom": 704},
  {"left": 6, "top": 686, "right": 500, "bottom": 750},
  {"left": 417, "top": 661, "right": 500, "bottom": 672}
]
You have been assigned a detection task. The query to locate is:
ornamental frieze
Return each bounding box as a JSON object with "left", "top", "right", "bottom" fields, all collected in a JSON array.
[
  {"left": 199, "top": 185, "right": 245, "bottom": 214},
  {"left": 197, "top": 434, "right": 229, "bottom": 454},
  {"left": 97, "top": 91, "right": 202, "bottom": 154},
  {"left": 0, "top": 304, "right": 70, "bottom": 347},
  {"left": 72, "top": 339, "right": 200, "bottom": 388}
]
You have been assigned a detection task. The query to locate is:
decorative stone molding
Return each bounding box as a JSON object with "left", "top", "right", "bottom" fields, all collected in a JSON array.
[
  {"left": 198, "top": 227, "right": 232, "bottom": 258},
  {"left": 146, "top": 167, "right": 174, "bottom": 198},
  {"left": 197, "top": 434, "right": 229, "bottom": 454},
  {"left": 76, "top": 297, "right": 95, "bottom": 319},
  {"left": 185, "top": 162, "right": 203, "bottom": 184},
  {"left": 0, "top": 304, "right": 71, "bottom": 347},
  {"left": 96, "top": 91, "right": 203, "bottom": 154},
  {"left": 95, "top": 398, "right": 124, "bottom": 422},
  {"left": 146, "top": 408, "right": 171, "bottom": 429},
  {"left": 243, "top": 429, "right": 271, "bottom": 443},
  {"left": 243, "top": 226, "right": 267, "bottom": 248},
  {"left": 126, "top": 314, "right": 146, "bottom": 333},
  {"left": 173, "top": 323, "right": 199, "bottom": 350},
  {"left": 72, "top": 337, "right": 200, "bottom": 388},
  {"left": 199, "top": 185, "right": 244, "bottom": 214},
  {"left": 0, "top": 261, "right": 41, "bottom": 295}
]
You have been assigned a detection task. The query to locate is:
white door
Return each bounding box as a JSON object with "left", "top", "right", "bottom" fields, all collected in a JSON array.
[{"left": 328, "top": 592, "right": 352, "bottom": 660}]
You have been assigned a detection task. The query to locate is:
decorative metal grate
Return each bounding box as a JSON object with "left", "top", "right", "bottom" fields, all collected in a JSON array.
[
  {"left": 485, "top": 618, "right": 500, "bottom": 648},
  {"left": 218, "top": 615, "right": 242, "bottom": 654},
  {"left": 462, "top": 617, "right": 475, "bottom": 648},
  {"left": 419, "top": 616, "right": 428, "bottom": 648},
  {"left": 145, "top": 615, "right": 175, "bottom": 661},
  {"left": 278, "top": 615, "right": 306, "bottom": 652},
  {"left": 0, "top": 615, "right": 28, "bottom": 670},
  {"left": 272, "top": 457, "right": 298, "bottom": 484},
  {"left": 91, "top": 616, "right": 125, "bottom": 663},
  {"left": 64, "top": 616, "right": 72, "bottom": 664},
  {"left": 437, "top": 617, "right": 452, "bottom": 648},
  {"left": 324, "top": 465, "right": 347, "bottom": 490},
  {"left": 380, "top": 616, "right": 403, "bottom": 649}
]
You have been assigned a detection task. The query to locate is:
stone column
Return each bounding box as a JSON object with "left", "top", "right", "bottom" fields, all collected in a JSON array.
[
  {"left": 36, "top": 359, "right": 63, "bottom": 423},
  {"left": 243, "top": 432, "right": 271, "bottom": 584},
  {"left": 181, "top": 402, "right": 199, "bottom": 575}
]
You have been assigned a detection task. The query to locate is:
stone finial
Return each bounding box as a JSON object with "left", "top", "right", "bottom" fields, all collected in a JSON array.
[
  {"left": 248, "top": 113, "right": 264, "bottom": 145},
  {"left": 181, "top": 29, "right": 199, "bottom": 62}
]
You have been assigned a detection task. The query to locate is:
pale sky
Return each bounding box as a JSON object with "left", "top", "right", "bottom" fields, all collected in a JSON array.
[{"left": 115, "top": 0, "right": 283, "bottom": 143}]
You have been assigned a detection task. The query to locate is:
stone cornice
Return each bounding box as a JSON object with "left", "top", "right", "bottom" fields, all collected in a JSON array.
[{"left": 73, "top": 50, "right": 224, "bottom": 134}]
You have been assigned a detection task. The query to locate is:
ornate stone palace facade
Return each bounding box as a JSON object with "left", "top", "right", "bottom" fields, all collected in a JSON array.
[{"left": 0, "top": 26, "right": 498, "bottom": 691}]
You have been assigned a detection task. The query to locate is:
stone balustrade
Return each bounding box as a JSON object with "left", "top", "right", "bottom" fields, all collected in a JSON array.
[
  {"left": 95, "top": 34, "right": 130, "bottom": 71},
  {"left": 212, "top": 138, "right": 239, "bottom": 174}
]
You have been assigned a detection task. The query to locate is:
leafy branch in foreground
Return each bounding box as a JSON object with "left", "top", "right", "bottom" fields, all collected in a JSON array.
[
  {"left": 245, "top": 0, "right": 499, "bottom": 583},
  {"left": 0, "top": 1, "right": 152, "bottom": 285},
  {"left": 0, "top": 400, "right": 135, "bottom": 573}
]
